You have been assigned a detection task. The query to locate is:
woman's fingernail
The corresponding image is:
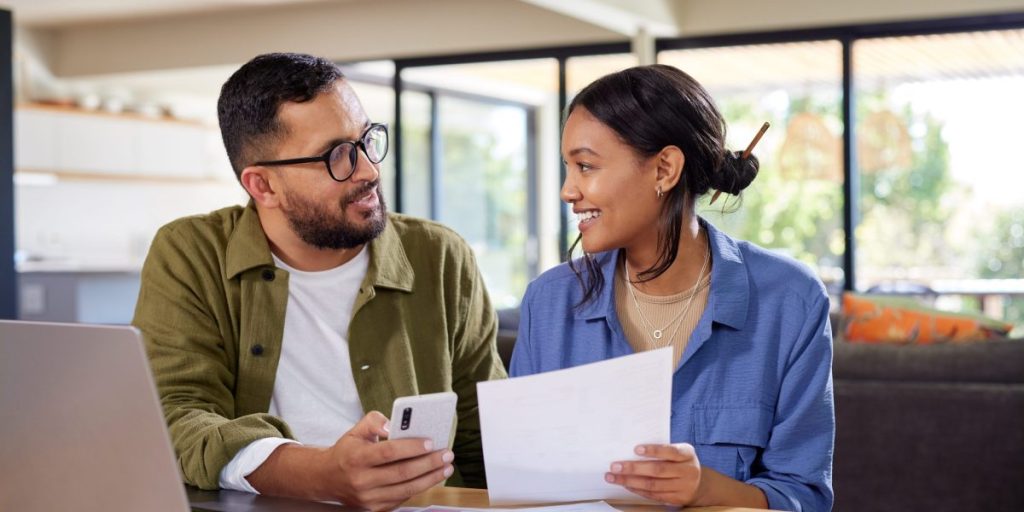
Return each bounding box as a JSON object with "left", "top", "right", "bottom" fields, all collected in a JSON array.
[
  {"left": 611, "top": 463, "right": 623, "bottom": 473},
  {"left": 605, "top": 473, "right": 615, "bottom": 483},
  {"left": 444, "top": 465, "right": 455, "bottom": 477},
  {"left": 442, "top": 450, "right": 455, "bottom": 463},
  {"left": 382, "top": 421, "right": 390, "bottom": 433},
  {"left": 635, "top": 446, "right": 646, "bottom": 455}
]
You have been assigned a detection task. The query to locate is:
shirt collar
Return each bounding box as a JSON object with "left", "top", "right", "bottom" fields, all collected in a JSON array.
[
  {"left": 705, "top": 220, "right": 749, "bottom": 330},
  {"left": 226, "top": 201, "right": 274, "bottom": 279},
  {"left": 575, "top": 218, "right": 749, "bottom": 330},
  {"left": 366, "top": 215, "right": 414, "bottom": 292},
  {"left": 226, "top": 201, "right": 414, "bottom": 292}
]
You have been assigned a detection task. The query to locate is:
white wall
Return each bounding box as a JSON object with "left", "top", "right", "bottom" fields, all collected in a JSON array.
[{"left": 15, "top": 179, "right": 246, "bottom": 270}]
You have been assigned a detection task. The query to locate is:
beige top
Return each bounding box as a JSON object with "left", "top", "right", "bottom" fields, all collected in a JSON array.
[{"left": 614, "top": 253, "right": 712, "bottom": 368}]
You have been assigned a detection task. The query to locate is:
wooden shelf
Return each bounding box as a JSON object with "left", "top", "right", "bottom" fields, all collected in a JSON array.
[
  {"left": 15, "top": 106, "right": 230, "bottom": 179},
  {"left": 15, "top": 169, "right": 229, "bottom": 185},
  {"left": 16, "top": 102, "right": 210, "bottom": 127}
]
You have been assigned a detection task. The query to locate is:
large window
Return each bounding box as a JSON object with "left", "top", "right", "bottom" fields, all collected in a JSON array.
[
  {"left": 853, "top": 29, "right": 1024, "bottom": 323},
  {"left": 659, "top": 41, "right": 846, "bottom": 290},
  {"left": 566, "top": 54, "right": 640, "bottom": 96},
  {"left": 398, "top": 90, "right": 432, "bottom": 220},
  {"left": 437, "top": 96, "right": 530, "bottom": 307},
  {"left": 400, "top": 59, "right": 558, "bottom": 307}
]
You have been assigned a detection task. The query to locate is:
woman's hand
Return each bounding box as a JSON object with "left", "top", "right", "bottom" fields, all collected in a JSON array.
[
  {"left": 607, "top": 443, "right": 770, "bottom": 509},
  {"left": 605, "top": 443, "right": 704, "bottom": 506}
]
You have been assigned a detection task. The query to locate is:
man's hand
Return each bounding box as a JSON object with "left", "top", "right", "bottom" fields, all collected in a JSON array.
[
  {"left": 246, "top": 411, "right": 453, "bottom": 511},
  {"left": 322, "top": 411, "right": 454, "bottom": 509}
]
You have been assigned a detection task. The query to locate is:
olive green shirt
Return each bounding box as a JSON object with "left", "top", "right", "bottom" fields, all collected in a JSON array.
[{"left": 132, "top": 203, "right": 506, "bottom": 490}]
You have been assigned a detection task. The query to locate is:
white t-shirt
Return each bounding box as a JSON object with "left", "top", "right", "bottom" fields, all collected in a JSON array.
[{"left": 218, "top": 247, "right": 369, "bottom": 493}]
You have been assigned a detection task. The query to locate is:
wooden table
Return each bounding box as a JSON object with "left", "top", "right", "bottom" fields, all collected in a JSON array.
[
  {"left": 404, "top": 487, "right": 771, "bottom": 512},
  {"left": 188, "top": 485, "right": 773, "bottom": 511}
]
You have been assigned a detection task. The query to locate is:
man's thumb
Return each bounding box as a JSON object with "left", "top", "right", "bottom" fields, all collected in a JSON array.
[{"left": 350, "top": 411, "right": 390, "bottom": 441}]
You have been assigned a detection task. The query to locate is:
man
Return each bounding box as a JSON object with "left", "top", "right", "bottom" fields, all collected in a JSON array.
[{"left": 132, "top": 53, "right": 506, "bottom": 510}]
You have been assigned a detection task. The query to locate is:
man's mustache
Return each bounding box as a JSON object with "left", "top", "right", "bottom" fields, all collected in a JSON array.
[{"left": 343, "top": 181, "right": 379, "bottom": 205}]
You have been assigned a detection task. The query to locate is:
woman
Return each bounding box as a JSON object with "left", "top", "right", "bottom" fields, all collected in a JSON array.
[{"left": 510, "top": 65, "right": 834, "bottom": 511}]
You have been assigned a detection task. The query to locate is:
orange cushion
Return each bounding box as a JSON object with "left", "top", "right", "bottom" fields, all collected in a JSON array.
[{"left": 841, "top": 292, "right": 1013, "bottom": 344}]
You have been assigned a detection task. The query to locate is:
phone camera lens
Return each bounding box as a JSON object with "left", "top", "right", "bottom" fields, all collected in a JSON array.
[{"left": 401, "top": 407, "right": 412, "bottom": 430}]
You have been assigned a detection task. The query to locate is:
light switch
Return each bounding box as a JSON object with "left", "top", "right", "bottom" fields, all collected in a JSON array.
[{"left": 21, "top": 283, "right": 46, "bottom": 315}]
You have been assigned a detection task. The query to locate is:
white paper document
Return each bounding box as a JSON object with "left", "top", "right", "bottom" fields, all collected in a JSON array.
[{"left": 477, "top": 348, "right": 673, "bottom": 505}]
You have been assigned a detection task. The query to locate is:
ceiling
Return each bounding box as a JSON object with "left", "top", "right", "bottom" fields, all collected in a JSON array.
[
  {"left": 9, "top": 1, "right": 1023, "bottom": 116},
  {"left": 0, "top": 0, "right": 676, "bottom": 36},
  {"left": 0, "top": 0, "right": 337, "bottom": 26}
]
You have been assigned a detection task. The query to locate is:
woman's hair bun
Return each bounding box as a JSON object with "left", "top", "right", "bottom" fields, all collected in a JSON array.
[{"left": 710, "top": 150, "right": 759, "bottom": 195}]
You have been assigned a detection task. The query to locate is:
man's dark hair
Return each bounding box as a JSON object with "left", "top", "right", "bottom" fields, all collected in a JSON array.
[{"left": 217, "top": 52, "right": 345, "bottom": 179}]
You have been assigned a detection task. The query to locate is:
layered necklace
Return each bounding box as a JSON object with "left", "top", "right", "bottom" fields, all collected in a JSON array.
[{"left": 623, "top": 233, "right": 710, "bottom": 347}]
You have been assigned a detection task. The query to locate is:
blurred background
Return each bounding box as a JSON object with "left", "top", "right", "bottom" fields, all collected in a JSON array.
[
  {"left": 2, "top": 3, "right": 1024, "bottom": 511},
  {"left": 0, "top": 0, "right": 1022, "bottom": 331}
]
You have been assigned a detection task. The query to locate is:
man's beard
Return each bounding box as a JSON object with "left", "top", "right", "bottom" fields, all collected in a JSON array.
[{"left": 281, "top": 181, "right": 387, "bottom": 250}]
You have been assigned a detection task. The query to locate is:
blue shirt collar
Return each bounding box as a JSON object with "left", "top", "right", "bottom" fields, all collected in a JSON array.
[{"left": 574, "top": 219, "right": 749, "bottom": 331}]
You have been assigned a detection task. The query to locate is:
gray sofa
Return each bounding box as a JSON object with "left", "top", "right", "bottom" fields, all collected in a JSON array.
[
  {"left": 494, "top": 308, "right": 1024, "bottom": 511},
  {"left": 832, "top": 339, "right": 1024, "bottom": 511}
]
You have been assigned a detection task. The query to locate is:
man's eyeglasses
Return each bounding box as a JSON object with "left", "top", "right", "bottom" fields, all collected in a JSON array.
[{"left": 253, "top": 123, "right": 388, "bottom": 182}]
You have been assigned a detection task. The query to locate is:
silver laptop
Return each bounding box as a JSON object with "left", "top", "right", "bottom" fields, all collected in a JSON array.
[{"left": 0, "top": 320, "right": 191, "bottom": 512}]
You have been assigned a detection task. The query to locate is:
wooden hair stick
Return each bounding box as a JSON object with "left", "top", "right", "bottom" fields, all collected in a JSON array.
[{"left": 710, "top": 121, "right": 770, "bottom": 205}]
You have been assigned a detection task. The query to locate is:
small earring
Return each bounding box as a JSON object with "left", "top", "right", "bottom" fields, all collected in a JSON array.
[{"left": 656, "top": 186, "right": 663, "bottom": 199}]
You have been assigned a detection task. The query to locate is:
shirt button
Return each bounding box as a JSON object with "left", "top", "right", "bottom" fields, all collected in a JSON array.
[
  {"left": 261, "top": 269, "right": 275, "bottom": 282},
  {"left": 360, "top": 364, "right": 370, "bottom": 371},
  {"left": 251, "top": 344, "right": 265, "bottom": 356}
]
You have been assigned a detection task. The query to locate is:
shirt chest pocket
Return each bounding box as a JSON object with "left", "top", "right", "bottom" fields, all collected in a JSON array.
[{"left": 692, "top": 405, "right": 773, "bottom": 482}]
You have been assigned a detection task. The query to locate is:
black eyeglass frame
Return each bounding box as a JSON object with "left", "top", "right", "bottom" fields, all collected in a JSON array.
[{"left": 252, "top": 123, "right": 389, "bottom": 182}]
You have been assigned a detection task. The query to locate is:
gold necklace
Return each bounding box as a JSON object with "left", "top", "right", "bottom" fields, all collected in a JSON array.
[{"left": 624, "top": 234, "right": 710, "bottom": 345}]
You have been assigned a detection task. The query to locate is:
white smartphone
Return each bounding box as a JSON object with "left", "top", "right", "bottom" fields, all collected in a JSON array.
[{"left": 388, "top": 391, "right": 458, "bottom": 451}]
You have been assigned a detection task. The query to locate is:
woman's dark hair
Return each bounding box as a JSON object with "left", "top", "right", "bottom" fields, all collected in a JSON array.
[
  {"left": 566, "top": 64, "right": 759, "bottom": 306},
  {"left": 217, "top": 52, "right": 345, "bottom": 180}
]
